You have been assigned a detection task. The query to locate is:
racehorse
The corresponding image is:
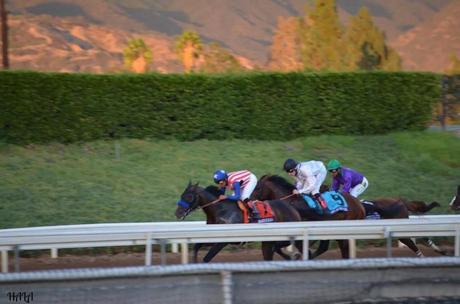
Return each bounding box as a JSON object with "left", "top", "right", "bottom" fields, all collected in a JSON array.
[
  {"left": 449, "top": 185, "right": 460, "bottom": 212},
  {"left": 251, "top": 175, "right": 443, "bottom": 258},
  {"left": 250, "top": 175, "right": 366, "bottom": 259},
  {"left": 175, "top": 182, "right": 303, "bottom": 262}
]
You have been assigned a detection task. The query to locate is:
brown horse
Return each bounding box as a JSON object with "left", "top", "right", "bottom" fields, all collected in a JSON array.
[
  {"left": 175, "top": 182, "right": 303, "bottom": 262},
  {"left": 362, "top": 197, "right": 445, "bottom": 256},
  {"left": 250, "top": 175, "right": 366, "bottom": 259},
  {"left": 449, "top": 185, "right": 460, "bottom": 212},
  {"left": 252, "top": 175, "right": 445, "bottom": 258}
]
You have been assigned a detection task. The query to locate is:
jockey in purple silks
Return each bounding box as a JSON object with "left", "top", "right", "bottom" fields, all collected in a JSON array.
[{"left": 327, "top": 159, "right": 368, "bottom": 198}]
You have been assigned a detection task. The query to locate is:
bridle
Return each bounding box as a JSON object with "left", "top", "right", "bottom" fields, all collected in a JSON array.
[{"left": 176, "top": 187, "right": 223, "bottom": 220}]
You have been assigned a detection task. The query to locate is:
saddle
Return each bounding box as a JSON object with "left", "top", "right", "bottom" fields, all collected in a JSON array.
[{"left": 237, "top": 200, "right": 275, "bottom": 223}]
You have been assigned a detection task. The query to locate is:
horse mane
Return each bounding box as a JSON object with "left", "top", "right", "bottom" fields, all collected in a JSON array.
[
  {"left": 205, "top": 185, "right": 221, "bottom": 197},
  {"left": 265, "top": 174, "right": 296, "bottom": 191}
]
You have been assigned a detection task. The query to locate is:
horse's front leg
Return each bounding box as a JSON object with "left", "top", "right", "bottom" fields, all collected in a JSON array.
[
  {"left": 262, "top": 242, "right": 276, "bottom": 260},
  {"left": 192, "top": 243, "right": 206, "bottom": 263},
  {"left": 337, "top": 240, "right": 350, "bottom": 259},
  {"left": 203, "top": 242, "right": 228, "bottom": 263},
  {"left": 399, "top": 238, "right": 424, "bottom": 257}
]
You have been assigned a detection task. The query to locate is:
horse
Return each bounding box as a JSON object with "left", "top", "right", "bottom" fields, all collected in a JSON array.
[
  {"left": 174, "top": 182, "right": 303, "bottom": 262},
  {"left": 251, "top": 174, "right": 444, "bottom": 258},
  {"left": 449, "top": 185, "right": 460, "bottom": 212},
  {"left": 250, "top": 175, "right": 366, "bottom": 259}
]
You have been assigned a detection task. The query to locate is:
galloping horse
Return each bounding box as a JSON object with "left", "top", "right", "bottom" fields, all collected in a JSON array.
[
  {"left": 252, "top": 175, "right": 443, "bottom": 258},
  {"left": 250, "top": 175, "right": 366, "bottom": 259},
  {"left": 450, "top": 185, "right": 460, "bottom": 212},
  {"left": 175, "top": 182, "right": 302, "bottom": 262}
]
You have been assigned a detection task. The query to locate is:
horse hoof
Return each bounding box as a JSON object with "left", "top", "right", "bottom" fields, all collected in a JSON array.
[{"left": 293, "top": 252, "right": 302, "bottom": 260}]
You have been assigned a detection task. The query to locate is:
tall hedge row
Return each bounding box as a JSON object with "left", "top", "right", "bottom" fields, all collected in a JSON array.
[{"left": 0, "top": 71, "right": 440, "bottom": 144}]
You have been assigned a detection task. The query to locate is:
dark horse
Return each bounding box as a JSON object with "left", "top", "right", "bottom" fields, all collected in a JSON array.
[
  {"left": 252, "top": 175, "right": 444, "bottom": 258},
  {"left": 174, "top": 182, "right": 302, "bottom": 262},
  {"left": 450, "top": 185, "right": 460, "bottom": 212},
  {"left": 250, "top": 175, "right": 366, "bottom": 259}
]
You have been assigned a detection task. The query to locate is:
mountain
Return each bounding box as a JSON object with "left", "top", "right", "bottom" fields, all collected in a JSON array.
[
  {"left": 389, "top": 1, "right": 460, "bottom": 72},
  {"left": 2, "top": 0, "right": 458, "bottom": 72}
]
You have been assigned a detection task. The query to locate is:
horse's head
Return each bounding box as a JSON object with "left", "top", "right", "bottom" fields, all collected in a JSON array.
[
  {"left": 175, "top": 181, "right": 203, "bottom": 220},
  {"left": 449, "top": 185, "right": 460, "bottom": 212}
]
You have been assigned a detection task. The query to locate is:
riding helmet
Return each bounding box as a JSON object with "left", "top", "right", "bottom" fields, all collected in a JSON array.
[
  {"left": 213, "top": 169, "right": 228, "bottom": 184},
  {"left": 327, "top": 159, "right": 341, "bottom": 171},
  {"left": 283, "top": 159, "right": 298, "bottom": 172}
]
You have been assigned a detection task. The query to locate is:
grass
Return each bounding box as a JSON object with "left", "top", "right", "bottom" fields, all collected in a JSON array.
[{"left": 0, "top": 131, "right": 459, "bottom": 229}]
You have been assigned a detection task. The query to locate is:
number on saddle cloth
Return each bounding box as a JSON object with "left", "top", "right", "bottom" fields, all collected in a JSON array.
[{"left": 302, "top": 191, "right": 348, "bottom": 215}]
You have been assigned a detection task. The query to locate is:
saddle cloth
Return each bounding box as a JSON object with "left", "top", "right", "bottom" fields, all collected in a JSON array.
[
  {"left": 302, "top": 191, "right": 348, "bottom": 215},
  {"left": 248, "top": 200, "right": 275, "bottom": 223},
  {"left": 361, "top": 200, "right": 381, "bottom": 220}
]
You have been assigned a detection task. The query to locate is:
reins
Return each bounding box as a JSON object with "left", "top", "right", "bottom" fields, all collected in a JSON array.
[
  {"left": 279, "top": 193, "right": 297, "bottom": 201},
  {"left": 180, "top": 190, "right": 224, "bottom": 220}
]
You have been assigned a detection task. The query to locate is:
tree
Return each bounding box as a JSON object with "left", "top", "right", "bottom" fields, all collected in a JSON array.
[
  {"left": 123, "top": 38, "right": 152, "bottom": 73},
  {"left": 175, "top": 30, "right": 202, "bottom": 73},
  {"left": 438, "top": 54, "right": 460, "bottom": 130},
  {"left": 0, "top": 0, "right": 9, "bottom": 69},
  {"left": 200, "top": 43, "right": 244, "bottom": 73},
  {"left": 268, "top": 16, "right": 303, "bottom": 71},
  {"left": 344, "top": 7, "right": 401, "bottom": 71},
  {"left": 446, "top": 53, "right": 460, "bottom": 75},
  {"left": 299, "top": 0, "right": 345, "bottom": 71}
]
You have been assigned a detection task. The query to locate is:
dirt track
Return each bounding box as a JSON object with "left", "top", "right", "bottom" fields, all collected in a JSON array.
[{"left": 9, "top": 243, "right": 453, "bottom": 272}]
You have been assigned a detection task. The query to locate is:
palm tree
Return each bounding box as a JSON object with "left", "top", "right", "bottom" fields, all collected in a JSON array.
[
  {"left": 175, "top": 30, "right": 202, "bottom": 73},
  {"left": 123, "top": 38, "right": 152, "bottom": 73}
]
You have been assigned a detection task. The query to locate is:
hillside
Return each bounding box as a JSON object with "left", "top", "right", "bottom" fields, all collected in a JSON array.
[
  {"left": 390, "top": 1, "right": 460, "bottom": 72},
  {"left": 7, "top": 14, "right": 182, "bottom": 73},
  {"left": 2, "top": 0, "right": 458, "bottom": 72}
]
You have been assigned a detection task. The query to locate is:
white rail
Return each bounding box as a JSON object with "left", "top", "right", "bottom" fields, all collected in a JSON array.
[{"left": 1, "top": 215, "right": 459, "bottom": 273}]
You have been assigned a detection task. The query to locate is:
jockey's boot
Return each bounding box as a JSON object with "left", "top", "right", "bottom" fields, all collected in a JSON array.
[
  {"left": 251, "top": 207, "right": 261, "bottom": 221},
  {"left": 314, "top": 193, "right": 329, "bottom": 214}
]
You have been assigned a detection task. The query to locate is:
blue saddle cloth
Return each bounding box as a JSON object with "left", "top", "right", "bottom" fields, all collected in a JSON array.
[{"left": 302, "top": 191, "right": 348, "bottom": 215}]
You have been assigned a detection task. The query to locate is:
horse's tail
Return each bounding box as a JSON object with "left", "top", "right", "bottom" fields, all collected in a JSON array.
[{"left": 403, "top": 199, "right": 440, "bottom": 214}]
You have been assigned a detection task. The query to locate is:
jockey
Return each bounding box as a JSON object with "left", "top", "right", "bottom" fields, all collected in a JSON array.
[
  {"left": 327, "top": 159, "right": 368, "bottom": 198},
  {"left": 283, "top": 158, "right": 328, "bottom": 211},
  {"left": 213, "top": 169, "right": 260, "bottom": 218}
]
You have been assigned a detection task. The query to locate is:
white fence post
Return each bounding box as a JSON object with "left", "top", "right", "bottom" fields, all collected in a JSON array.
[
  {"left": 181, "top": 242, "right": 189, "bottom": 264},
  {"left": 1, "top": 250, "right": 7, "bottom": 273},
  {"left": 302, "top": 231, "right": 309, "bottom": 260},
  {"left": 221, "top": 270, "right": 233, "bottom": 304},
  {"left": 145, "top": 233, "right": 152, "bottom": 266},
  {"left": 51, "top": 248, "right": 58, "bottom": 259},
  {"left": 349, "top": 239, "right": 356, "bottom": 258}
]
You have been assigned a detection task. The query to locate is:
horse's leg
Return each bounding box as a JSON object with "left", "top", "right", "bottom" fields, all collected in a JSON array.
[
  {"left": 262, "top": 242, "right": 276, "bottom": 260},
  {"left": 419, "top": 237, "right": 449, "bottom": 255},
  {"left": 398, "top": 238, "right": 424, "bottom": 257},
  {"left": 310, "top": 240, "right": 330, "bottom": 259},
  {"left": 337, "top": 240, "right": 350, "bottom": 259},
  {"left": 192, "top": 243, "right": 205, "bottom": 263},
  {"left": 203, "top": 242, "right": 228, "bottom": 263}
]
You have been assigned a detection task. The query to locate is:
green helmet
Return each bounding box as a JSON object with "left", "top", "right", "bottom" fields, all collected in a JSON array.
[{"left": 327, "top": 159, "right": 341, "bottom": 171}]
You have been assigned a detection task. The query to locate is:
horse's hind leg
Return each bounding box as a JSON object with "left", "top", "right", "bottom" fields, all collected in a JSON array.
[
  {"left": 203, "top": 243, "right": 228, "bottom": 263},
  {"left": 399, "top": 238, "right": 424, "bottom": 257},
  {"left": 419, "top": 237, "right": 449, "bottom": 256},
  {"left": 310, "top": 240, "right": 330, "bottom": 259},
  {"left": 273, "top": 242, "right": 292, "bottom": 260}
]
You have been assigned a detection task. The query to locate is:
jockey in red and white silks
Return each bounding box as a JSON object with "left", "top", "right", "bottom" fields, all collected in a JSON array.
[{"left": 213, "top": 169, "right": 257, "bottom": 201}]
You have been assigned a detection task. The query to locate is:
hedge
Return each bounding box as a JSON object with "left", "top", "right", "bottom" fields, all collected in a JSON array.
[{"left": 0, "top": 71, "right": 440, "bottom": 144}]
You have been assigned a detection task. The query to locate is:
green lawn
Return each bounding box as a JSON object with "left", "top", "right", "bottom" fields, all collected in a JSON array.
[{"left": 0, "top": 131, "right": 459, "bottom": 229}]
